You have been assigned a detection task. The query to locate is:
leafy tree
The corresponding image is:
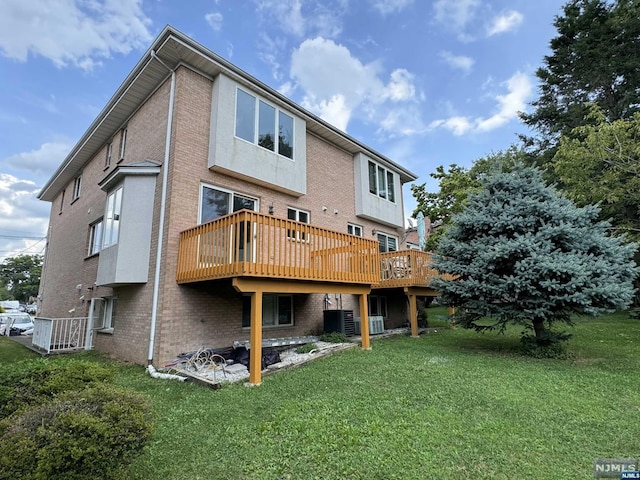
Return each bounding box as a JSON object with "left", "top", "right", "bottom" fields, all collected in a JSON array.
[
  {"left": 553, "top": 105, "right": 640, "bottom": 242},
  {"left": 411, "top": 147, "right": 525, "bottom": 250},
  {"left": 431, "top": 165, "right": 637, "bottom": 348},
  {"left": 521, "top": 0, "right": 640, "bottom": 164},
  {"left": 0, "top": 254, "right": 42, "bottom": 303}
]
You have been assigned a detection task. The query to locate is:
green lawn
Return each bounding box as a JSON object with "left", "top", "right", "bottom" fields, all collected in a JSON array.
[{"left": 2, "top": 309, "right": 639, "bottom": 479}]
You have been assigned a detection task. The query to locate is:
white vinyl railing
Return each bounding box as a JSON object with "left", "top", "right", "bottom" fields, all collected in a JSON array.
[{"left": 32, "top": 317, "right": 91, "bottom": 354}]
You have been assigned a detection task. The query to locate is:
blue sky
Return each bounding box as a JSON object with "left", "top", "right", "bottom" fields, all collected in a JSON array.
[{"left": 0, "top": 0, "right": 564, "bottom": 261}]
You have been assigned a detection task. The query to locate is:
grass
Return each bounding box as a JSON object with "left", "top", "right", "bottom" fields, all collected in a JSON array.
[{"left": 2, "top": 309, "right": 639, "bottom": 479}]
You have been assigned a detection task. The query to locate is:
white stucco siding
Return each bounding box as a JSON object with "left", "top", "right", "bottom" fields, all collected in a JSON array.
[{"left": 208, "top": 74, "right": 307, "bottom": 196}]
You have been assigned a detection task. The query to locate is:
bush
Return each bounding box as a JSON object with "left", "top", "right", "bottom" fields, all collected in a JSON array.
[
  {"left": 0, "top": 359, "right": 113, "bottom": 420},
  {"left": 0, "top": 384, "right": 152, "bottom": 480},
  {"left": 295, "top": 343, "right": 317, "bottom": 354},
  {"left": 319, "top": 332, "right": 349, "bottom": 343}
]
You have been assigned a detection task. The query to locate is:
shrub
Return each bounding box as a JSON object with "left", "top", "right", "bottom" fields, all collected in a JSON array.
[
  {"left": 0, "top": 359, "right": 113, "bottom": 420},
  {"left": 319, "top": 332, "right": 349, "bottom": 343},
  {"left": 295, "top": 343, "right": 317, "bottom": 354},
  {"left": 0, "top": 384, "right": 152, "bottom": 480}
]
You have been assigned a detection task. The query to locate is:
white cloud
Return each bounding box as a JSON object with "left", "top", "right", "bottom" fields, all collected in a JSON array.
[
  {"left": 487, "top": 10, "right": 523, "bottom": 36},
  {"left": 205, "top": 12, "right": 223, "bottom": 32},
  {"left": 290, "top": 37, "right": 423, "bottom": 134},
  {"left": 254, "top": 0, "right": 344, "bottom": 38},
  {"left": 430, "top": 72, "right": 532, "bottom": 136},
  {"left": 433, "top": 0, "right": 480, "bottom": 31},
  {"left": 4, "top": 141, "right": 73, "bottom": 177},
  {"left": 0, "top": 173, "right": 49, "bottom": 262},
  {"left": 0, "top": 0, "right": 153, "bottom": 70},
  {"left": 372, "top": 0, "right": 414, "bottom": 15},
  {"left": 384, "top": 69, "right": 416, "bottom": 101},
  {"left": 476, "top": 71, "right": 531, "bottom": 131},
  {"left": 440, "top": 51, "right": 474, "bottom": 72},
  {"left": 429, "top": 116, "right": 473, "bottom": 136}
]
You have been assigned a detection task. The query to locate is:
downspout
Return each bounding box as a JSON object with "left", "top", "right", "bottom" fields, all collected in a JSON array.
[{"left": 147, "top": 50, "right": 175, "bottom": 368}]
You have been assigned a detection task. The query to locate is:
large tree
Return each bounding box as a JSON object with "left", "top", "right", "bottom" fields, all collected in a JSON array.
[
  {"left": 553, "top": 105, "right": 640, "bottom": 242},
  {"left": 0, "top": 254, "right": 42, "bottom": 303},
  {"left": 411, "top": 147, "right": 525, "bottom": 250},
  {"left": 521, "top": 0, "right": 640, "bottom": 164},
  {"left": 431, "top": 166, "right": 637, "bottom": 347}
]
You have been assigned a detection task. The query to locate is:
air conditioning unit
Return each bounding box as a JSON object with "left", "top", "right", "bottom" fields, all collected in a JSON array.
[
  {"left": 354, "top": 316, "right": 385, "bottom": 335},
  {"left": 323, "top": 310, "right": 355, "bottom": 336}
]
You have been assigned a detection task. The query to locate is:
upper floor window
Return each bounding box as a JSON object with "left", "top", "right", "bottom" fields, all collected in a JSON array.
[
  {"left": 119, "top": 128, "right": 127, "bottom": 161},
  {"left": 368, "top": 161, "right": 396, "bottom": 203},
  {"left": 235, "top": 88, "right": 294, "bottom": 159},
  {"left": 103, "top": 187, "right": 123, "bottom": 248},
  {"left": 287, "top": 207, "right": 309, "bottom": 241},
  {"left": 59, "top": 189, "right": 65, "bottom": 214},
  {"left": 72, "top": 174, "right": 82, "bottom": 201},
  {"left": 377, "top": 232, "right": 397, "bottom": 253},
  {"left": 200, "top": 185, "right": 257, "bottom": 223},
  {"left": 105, "top": 142, "right": 112, "bottom": 167},
  {"left": 88, "top": 220, "right": 103, "bottom": 256},
  {"left": 348, "top": 223, "right": 363, "bottom": 236}
]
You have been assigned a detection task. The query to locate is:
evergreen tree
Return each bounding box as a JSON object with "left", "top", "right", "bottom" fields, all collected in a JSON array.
[
  {"left": 431, "top": 166, "right": 637, "bottom": 347},
  {"left": 521, "top": 0, "right": 640, "bottom": 164}
]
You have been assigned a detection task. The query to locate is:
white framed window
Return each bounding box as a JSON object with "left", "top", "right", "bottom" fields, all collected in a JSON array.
[
  {"left": 199, "top": 184, "right": 258, "bottom": 223},
  {"left": 287, "top": 207, "right": 309, "bottom": 241},
  {"left": 88, "top": 220, "right": 103, "bottom": 256},
  {"left": 348, "top": 223, "right": 363, "bottom": 236},
  {"left": 103, "top": 187, "right": 123, "bottom": 248},
  {"left": 368, "top": 295, "right": 387, "bottom": 317},
  {"left": 91, "top": 297, "right": 117, "bottom": 332},
  {"left": 59, "top": 189, "right": 65, "bottom": 213},
  {"left": 377, "top": 232, "right": 398, "bottom": 253},
  {"left": 242, "top": 294, "right": 293, "bottom": 327},
  {"left": 105, "top": 142, "right": 112, "bottom": 167},
  {"left": 368, "top": 160, "right": 396, "bottom": 202},
  {"left": 235, "top": 88, "right": 294, "bottom": 159},
  {"left": 72, "top": 175, "right": 82, "bottom": 201},
  {"left": 119, "top": 128, "right": 127, "bottom": 160}
]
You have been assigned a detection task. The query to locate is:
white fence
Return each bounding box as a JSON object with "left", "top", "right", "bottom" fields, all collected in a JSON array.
[{"left": 32, "top": 317, "right": 91, "bottom": 354}]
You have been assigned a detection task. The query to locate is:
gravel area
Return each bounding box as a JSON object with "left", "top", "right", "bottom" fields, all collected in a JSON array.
[{"left": 166, "top": 328, "right": 417, "bottom": 386}]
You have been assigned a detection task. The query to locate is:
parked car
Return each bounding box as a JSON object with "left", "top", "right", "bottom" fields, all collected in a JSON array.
[{"left": 0, "top": 312, "right": 34, "bottom": 336}]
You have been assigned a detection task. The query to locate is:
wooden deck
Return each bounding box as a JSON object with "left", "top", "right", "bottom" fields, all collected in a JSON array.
[{"left": 176, "top": 210, "right": 380, "bottom": 285}]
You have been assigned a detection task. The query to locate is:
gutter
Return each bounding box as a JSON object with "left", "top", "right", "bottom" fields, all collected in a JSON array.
[{"left": 147, "top": 50, "right": 175, "bottom": 366}]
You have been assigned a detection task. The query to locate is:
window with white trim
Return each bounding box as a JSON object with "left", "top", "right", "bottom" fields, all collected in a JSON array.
[
  {"left": 347, "top": 223, "right": 363, "bottom": 236},
  {"left": 200, "top": 185, "right": 257, "bottom": 223},
  {"left": 72, "top": 175, "right": 82, "bottom": 201},
  {"left": 119, "top": 128, "right": 127, "bottom": 160},
  {"left": 88, "top": 220, "right": 103, "bottom": 256},
  {"left": 92, "top": 297, "right": 117, "bottom": 332},
  {"left": 235, "top": 88, "right": 294, "bottom": 159},
  {"left": 103, "top": 187, "right": 123, "bottom": 248},
  {"left": 287, "top": 207, "right": 309, "bottom": 241},
  {"left": 377, "top": 232, "right": 398, "bottom": 253},
  {"left": 242, "top": 294, "right": 293, "bottom": 327},
  {"left": 368, "top": 160, "right": 396, "bottom": 202},
  {"left": 105, "top": 142, "right": 112, "bottom": 167}
]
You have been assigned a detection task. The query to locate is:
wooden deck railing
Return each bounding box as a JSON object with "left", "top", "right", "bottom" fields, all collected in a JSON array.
[
  {"left": 376, "top": 250, "right": 452, "bottom": 288},
  {"left": 176, "top": 210, "right": 380, "bottom": 284}
]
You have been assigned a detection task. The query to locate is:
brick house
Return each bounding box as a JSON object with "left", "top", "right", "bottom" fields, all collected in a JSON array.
[{"left": 37, "top": 26, "right": 441, "bottom": 384}]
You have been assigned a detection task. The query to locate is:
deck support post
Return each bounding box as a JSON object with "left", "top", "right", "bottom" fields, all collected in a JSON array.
[
  {"left": 408, "top": 293, "right": 418, "bottom": 337},
  {"left": 359, "top": 293, "right": 371, "bottom": 350},
  {"left": 249, "top": 290, "right": 263, "bottom": 385}
]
